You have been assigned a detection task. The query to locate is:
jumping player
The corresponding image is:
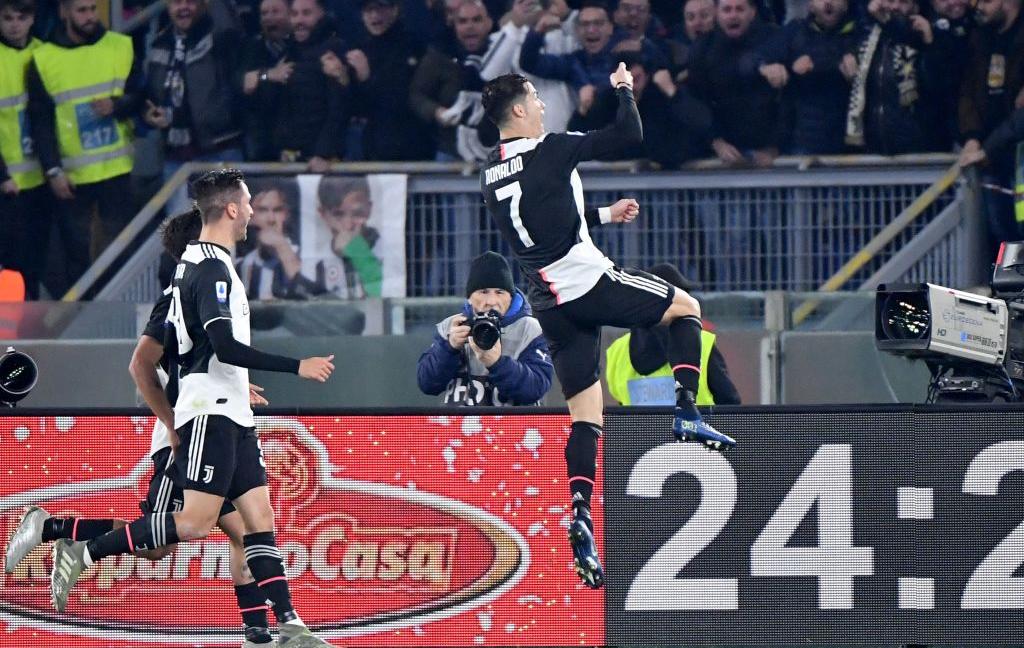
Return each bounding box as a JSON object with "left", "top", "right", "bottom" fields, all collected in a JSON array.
[{"left": 479, "top": 65, "right": 737, "bottom": 589}]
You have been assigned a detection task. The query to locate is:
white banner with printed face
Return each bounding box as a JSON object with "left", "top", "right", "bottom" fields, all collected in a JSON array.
[{"left": 237, "top": 174, "right": 407, "bottom": 301}]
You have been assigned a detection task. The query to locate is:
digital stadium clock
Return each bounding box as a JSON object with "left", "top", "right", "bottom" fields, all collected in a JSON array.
[{"left": 604, "top": 407, "right": 1024, "bottom": 646}]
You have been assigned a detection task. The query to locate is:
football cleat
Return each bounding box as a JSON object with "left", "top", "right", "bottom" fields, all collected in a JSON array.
[
  {"left": 50, "top": 539, "right": 88, "bottom": 612},
  {"left": 279, "top": 622, "right": 332, "bottom": 647},
  {"left": 5, "top": 505, "right": 49, "bottom": 573},
  {"left": 673, "top": 413, "right": 736, "bottom": 452},
  {"left": 567, "top": 508, "right": 604, "bottom": 589}
]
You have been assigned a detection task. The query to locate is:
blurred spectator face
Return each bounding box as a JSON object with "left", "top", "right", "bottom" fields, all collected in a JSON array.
[
  {"left": 614, "top": 0, "right": 651, "bottom": 39},
  {"left": 931, "top": 0, "right": 967, "bottom": 19},
  {"left": 444, "top": 0, "right": 462, "bottom": 25},
  {"left": 0, "top": 6, "right": 34, "bottom": 45},
  {"left": 883, "top": 0, "right": 916, "bottom": 16},
  {"left": 716, "top": 0, "right": 754, "bottom": 39},
  {"left": 260, "top": 0, "right": 291, "bottom": 39},
  {"left": 168, "top": 0, "right": 204, "bottom": 32},
  {"left": 973, "top": 0, "right": 1006, "bottom": 25},
  {"left": 454, "top": 0, "right": 492, "bottom": 52},
  {"left": 362, "top": 0, "right": 398, "bottom": 35},
  {"left": 808, "top": 0, "right": 847, "bottom": 28},
  {"left": 469, "top": 288, "right": 512, "bottom": 316},
  {"left": 290, "top": 0, "right": 324, "bottom": 42},
  {"left": 576, "top": 6, "right": 613, "bottom": 54},
  {"left": 61, "top": 0, "right": 100, "bottom": 38},
  {"left": 251, "top": 189, "right": 291, "bottom": 235},
  {"left": 320, "top": 189, "right": 372, "bottom": 237},
  {"left": 683, "top": 0, "right": 715, "bottom": 40}
]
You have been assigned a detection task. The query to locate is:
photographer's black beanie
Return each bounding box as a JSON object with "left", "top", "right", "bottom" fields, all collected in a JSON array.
[{"left": 466, "top": 252, "right": 515, "bottom": 297}]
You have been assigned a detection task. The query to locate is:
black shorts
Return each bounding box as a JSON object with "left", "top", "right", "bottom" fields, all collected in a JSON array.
[
  {"left": 141, "top": 447, "right": 236, "bottom": 517},
  {"left": 535, "top": 266, "right": 674, "bottom": 399},
  {"left": 166, "top": 415, "right": 268, "bottom": 502}
]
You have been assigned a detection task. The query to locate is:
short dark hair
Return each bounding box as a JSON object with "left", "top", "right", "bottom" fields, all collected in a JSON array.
[
  {"left": 579, "top": 0, "right": 610, "bottom": 16},
  {"left": 482, "top": 73, "right": 529, "bottom": 127},
  {"left": 0, "top": 0, "right": 35, "bottom": 14},
  {"left": 317, "top": 176, "right": 369, "bottom": 210},
  {"left": 160, "top": 206, "right": 203, "bottom": 261},
  {"left": 191, "top": 168, "right": 245, "bottom": 224}
]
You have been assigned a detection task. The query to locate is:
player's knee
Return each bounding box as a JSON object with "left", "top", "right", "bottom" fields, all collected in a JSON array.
[
  {"left": 668, "top": 290, "right": 700, "bottom": 319},
  {"left": 241, "top": 501, "right": 276, "bottom": 533},
  {"left": 174, "top": 512, "right": 218, "bottom": 541},
  {"left": 679, "top": 291, "right": 701, "bottom": 318}
]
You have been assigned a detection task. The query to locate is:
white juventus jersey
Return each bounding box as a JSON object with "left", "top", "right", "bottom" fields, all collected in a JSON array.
[
  {"left": 168, "top": 241, "right": 254, "bottom": 429},
  {"left": 150, "top": 366, "right": 171, "bottom": 456}
]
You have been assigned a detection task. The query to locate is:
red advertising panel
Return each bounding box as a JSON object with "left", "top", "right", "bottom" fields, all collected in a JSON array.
[{"left": 0, "top": 415, "right": 605, "bottom": 647}]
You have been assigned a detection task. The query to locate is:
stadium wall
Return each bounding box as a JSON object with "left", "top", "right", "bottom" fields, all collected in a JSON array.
[
  {"left": 1, "top": 407, "right": 1022, "bottom": 647},
  {"left": 4, "top": 329, "right": 932, "bottom": 408}
]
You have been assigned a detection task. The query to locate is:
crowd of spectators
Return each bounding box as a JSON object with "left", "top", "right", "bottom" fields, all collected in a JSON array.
[{"left": 2, "top": 0, "right": 1024, "bottom": 299}]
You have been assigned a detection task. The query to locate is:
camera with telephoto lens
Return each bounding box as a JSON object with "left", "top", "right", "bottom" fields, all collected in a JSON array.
[{"left": 469, "top": 310, "right": 502, "bottom": 351}]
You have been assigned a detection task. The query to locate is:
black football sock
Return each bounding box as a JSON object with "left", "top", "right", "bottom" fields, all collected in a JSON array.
[
  {"left": 566, "top": 421, "right": 601, "bottom": 519},
  {"left": 244, "top": 532, "right": 301, "bottom": 624},
  {"left": 84, "top": 513, "right": 178, "bottom": 563},
  {"left": 669, "top": 315, "right": 703, "bottom": 419},
  {"left": 42, "top": 517, "right": 116, "bottom": 542},
  {"left": 235, "top": 581, "right": 270, "bottom": 629}
]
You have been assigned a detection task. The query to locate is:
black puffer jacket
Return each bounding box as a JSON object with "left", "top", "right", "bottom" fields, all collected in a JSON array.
[
  {"left": 781, "top": 15, "right": 857, "bottom": 154},
  {"left": 273, "top": 18, "right": 349, "bottom": 159},
  {"left": 853, "top": 16, "right": 935, "bottom": 154},
  {"left": 350, "top": 22, "right": 431, "bottom": 161},
  {"left": 686, "top": 22, "right": 786, "bottom": 150},
  {"left": 144, "top": 14, "right": 243, "bottom": 152}
]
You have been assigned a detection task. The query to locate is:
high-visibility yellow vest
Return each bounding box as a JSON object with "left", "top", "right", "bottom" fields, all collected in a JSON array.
[
  {"left": 605, "top": 330, "right": 716, "bottom": 406},
  {"left": 0, "top": 37, "right": 44, "bottom": 190},
  {"left": 32, "top": 31, "right": 133, "bottom": 185},
  {"left": 1016, "top": 142, "right": 1023, "bottom": 224}
]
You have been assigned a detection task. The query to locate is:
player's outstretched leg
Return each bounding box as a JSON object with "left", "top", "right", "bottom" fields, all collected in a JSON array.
[
  {"left": 564, "top": 415, "right": 605, "bottom": 589},
  {"left": 6, "top": 507, "right": 118, "bottom": 574},
  {"left": 50, "top": 511, "right": 181, "bottom": 612},
  {"left": 664, "top": 300, "right": 736, "bottom": 452}
]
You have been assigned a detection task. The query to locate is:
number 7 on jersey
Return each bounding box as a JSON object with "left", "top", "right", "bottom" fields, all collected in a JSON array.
[{"left": 496, "top": 181, "right": 535, "bottom": 248}]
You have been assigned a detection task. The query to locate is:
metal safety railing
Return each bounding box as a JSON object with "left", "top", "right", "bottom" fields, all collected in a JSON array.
[{"left": 75, "top": 155, "right": 976, "bottom": 307}]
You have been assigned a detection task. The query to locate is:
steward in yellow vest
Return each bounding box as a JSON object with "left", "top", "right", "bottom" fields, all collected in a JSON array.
[
  {"left": 0, "top": 26, "right": 42, "bottom": 191},
  {"left": 25, "top": 0, "right": 140, "bottom": 290},
  {"left": 0, "top": 0, "right": 50, "bottom": 299},
  {"left": 603, "top": 263, "right": 741, "bottom": 407},
  {"left": 605, "top": 326, "right": 741, "bottom": 406}
]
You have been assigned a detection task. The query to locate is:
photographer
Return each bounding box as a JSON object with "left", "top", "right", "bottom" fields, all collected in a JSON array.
[{"left": 417, "top": 251, "right": 554, "bottom": 405}]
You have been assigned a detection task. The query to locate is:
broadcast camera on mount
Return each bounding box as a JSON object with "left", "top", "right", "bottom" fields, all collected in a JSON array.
[
  {"left": 875, "top": 241, "right": 1024, "bottom": 403},
  {"left": 0, "top": 346, "right": 38, "bottom": 407}
]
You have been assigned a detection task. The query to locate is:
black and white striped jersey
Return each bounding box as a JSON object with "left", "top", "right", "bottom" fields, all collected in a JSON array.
[
  {"left": 167, "top": 241, "right": 254, "bottom": 429},
  {"left": 479, "top": 87, "right": 643, "bottom": 311}
]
